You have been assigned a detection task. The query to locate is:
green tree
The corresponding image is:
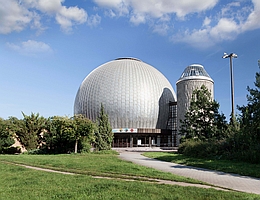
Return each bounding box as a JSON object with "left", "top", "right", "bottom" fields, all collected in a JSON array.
[
  {"left": 43, "top": 116, "right": 76, "bottom": 153},
  {"left": 180, "top": 85, "right": 227, "bottom": 141},
  {"left": 73, "top": 115, "right": 96, "bottom": 153},
  {"left": 238, "top": 64, "right": 260, "bottom": 143},
  {"left": 95, "top": 104, "right": 113, "bottom": 150},
  {"left": 10, "top": 113, "right": 47, "bottom": 150},
  {"left": 0, "top": 118, "right": 15, "bottom": 153}
]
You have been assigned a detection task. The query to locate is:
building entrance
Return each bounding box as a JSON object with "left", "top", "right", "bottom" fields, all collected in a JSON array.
[{"left": 112, "top": 131, "right": 174, "bottom": 148}]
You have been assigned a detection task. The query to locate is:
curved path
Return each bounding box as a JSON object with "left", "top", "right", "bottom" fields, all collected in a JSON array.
[{"left": 119, "top": 151, "right": 260, "bottom": 195}]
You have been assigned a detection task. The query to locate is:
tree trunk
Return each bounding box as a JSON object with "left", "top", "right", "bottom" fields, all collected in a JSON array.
[{"left": 74, "top": 139, "right": 78, "bottom": 153}]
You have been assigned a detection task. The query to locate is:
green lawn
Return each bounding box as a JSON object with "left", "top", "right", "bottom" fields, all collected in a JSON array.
[
  {"left": 0, "top": 153, "right": 201, "bottom": 184},
  {"left": 0, "top": 154, "right": 260, "bottom": 200},
  {"left": 143, "top": 152, "right": 260, "bottom": 178}
]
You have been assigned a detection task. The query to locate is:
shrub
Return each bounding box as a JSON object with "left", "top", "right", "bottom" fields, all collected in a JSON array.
[
  {"left": 2, "top": 146, "right": 21, "bottom": 154},
  {"left": 23, "top": 149, "right": 46, "bottom": 155},
  {"left": 178, "top": 139, "right": 223, "bottom": 159}
]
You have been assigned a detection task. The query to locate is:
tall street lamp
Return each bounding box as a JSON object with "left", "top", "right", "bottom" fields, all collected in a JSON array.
[{"left": 222, "top": 53, "right": 237, "bottom": 121}]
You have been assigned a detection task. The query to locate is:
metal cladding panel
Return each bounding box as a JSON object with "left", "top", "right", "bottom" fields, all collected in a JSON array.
[{"left": 74, "top": 58, "right": 176, "bottom": 129}]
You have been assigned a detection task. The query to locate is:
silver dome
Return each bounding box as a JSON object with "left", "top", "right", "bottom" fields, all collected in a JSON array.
[{"left": 74, "top": 58, "right": 176, "bottom": 129}]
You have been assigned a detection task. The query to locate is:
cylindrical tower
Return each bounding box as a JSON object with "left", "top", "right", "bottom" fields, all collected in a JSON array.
[{"left": 176, "top": 64, "right": 214, "bottom": 144}]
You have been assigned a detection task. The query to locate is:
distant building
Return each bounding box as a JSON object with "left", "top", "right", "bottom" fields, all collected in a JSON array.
[{"left": 74, "top": 58, "right": 213, "bottom": 147}]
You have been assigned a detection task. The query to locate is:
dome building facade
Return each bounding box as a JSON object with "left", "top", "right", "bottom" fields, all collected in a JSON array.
[{"left": 74, "top": 58, "right": 177, "bottom": 147}]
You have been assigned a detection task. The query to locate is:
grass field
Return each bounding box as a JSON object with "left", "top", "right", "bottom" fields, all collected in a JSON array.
[
  {"left": 0, "top": 152, "right": 200, "bottom": 184},
  {"left": 0, "top": 152, "right": 260, "bottom": 200},
  {"left": 143, "top": 152, "right": 260, "bottom": 178}
]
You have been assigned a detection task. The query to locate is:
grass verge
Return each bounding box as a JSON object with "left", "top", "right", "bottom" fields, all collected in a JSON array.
[
  {"left": 0, "top": 153, "right": 200, "bottom": 184},
  {"left": 1, "top": 158, "right": 260, "bottom": 199},
  {"left": 143, "top": 152, "right": 260, "bottom": 178}
]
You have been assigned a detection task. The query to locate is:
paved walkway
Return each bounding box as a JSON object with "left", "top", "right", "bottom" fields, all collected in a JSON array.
[{"left": 119, "top": 151, "right": 260, "bottom": 195}]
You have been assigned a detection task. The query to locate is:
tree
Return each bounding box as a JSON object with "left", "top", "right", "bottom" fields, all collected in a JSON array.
[
  {"left": 72, "top": 115, "right": 96, "bottom": 153},
  {"left": 43, "top": 115, "right": 96, "bottom": 154},
  {"left": 95, "top": 104, "right": 113, "bottom": 150},
  {"left": 0, "top": 118, "right": 15, "bottom": 153},
  {"left": 9, "top": 113, "right": 47, "bottom": 150},
  {"left": 238, "top": 64, "right": 260, "bottom": 142},
  {"left": 43, "top": 116, "right": 76, "bottom": 153},
  {"left": 180, "top": 85, "right": 227, "bottom": 141}
]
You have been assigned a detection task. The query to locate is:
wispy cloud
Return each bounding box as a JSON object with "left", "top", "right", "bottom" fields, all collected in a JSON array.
[
  {"left": 6, "top": 40, "right": 53, "bottom": 56},
  {"left": 93, "top": 0, "right": 260, "bottom": 48},
  {"left": 171, "top": 1, "right": 259, "bottom": 48},
  {"left": 94, "top": 0, "right": 218, "bottom": 20}
]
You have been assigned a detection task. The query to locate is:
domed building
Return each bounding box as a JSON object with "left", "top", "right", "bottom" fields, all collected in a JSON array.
[
  {"left": 74, "top": 58, "right": 177, "bottom": 147},
  {"left": 74, "top": 58, "right": 214, "bottom": 148}
]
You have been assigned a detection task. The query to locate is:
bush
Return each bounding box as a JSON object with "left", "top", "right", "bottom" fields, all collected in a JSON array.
[
  {"left": 178, "top": 139, "right": 224, "bottom": 159},
  {"left": 79, "top": 139, "right": 92, "bottom": 153},
  {"left": 2, "top": 146, "right": 21, "bottom": 154},
  {"left": 92, "top": 150, "right": 119, "bottom": 155},
  {"left": 178, "top": 138, "right": 260, "bottom": 164},
  {"left": 23, "top": 149, "right": 46, "bottom": 155},
  {"left": 227, "top": 143, "right": 260, "bottom": 164}
]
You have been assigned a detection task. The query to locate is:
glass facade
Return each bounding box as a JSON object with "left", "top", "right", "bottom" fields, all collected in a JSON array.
[{"left": 179, "top": 64, "right": 211, "bottom": 79}]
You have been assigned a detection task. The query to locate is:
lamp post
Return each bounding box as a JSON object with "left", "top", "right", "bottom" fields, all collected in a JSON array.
[{"left": 222, "top": 53, "right": 237, "bottom": 122}]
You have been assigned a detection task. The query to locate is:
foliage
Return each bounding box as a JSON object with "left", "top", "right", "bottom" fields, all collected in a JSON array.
[
  {"left": 0, "top": 113, "right": 97, "bottom": 154},
  {"left": 94, "top": 104, "right": 113, "bottom": 151},
  {"left": 238, "top": 65, "right": 260, "bottom": 142},
  {"left": 180, "top": 85, "right": 228, "bottom": 141},
  {"left": 72, "top": 114, "right": 96, "bottom": 153},
  {"left": 178, "top": 140, "right": 222, "bottom": 158},
  {"left": 42, "top": 115, "right": 96, "bottom": 154},
  {"left": 178, "top": 65, "right": 260, "bottom": 164},
  {"left": 0, "top": 118, "right": 15, "bottom": 153},
  {"left": 8, "top": 113, "right": 47, "bottom": 150},
  {"left": 222, "top": 64, "right": 260, "bottom": 164},
  {"left": 43, "top": 116, "right": 76, "bottom": 153}
]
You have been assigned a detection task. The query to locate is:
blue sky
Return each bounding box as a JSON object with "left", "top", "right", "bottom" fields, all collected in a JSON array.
[{"left": 0, "top": 0, "right": 259, "bottom": 120}]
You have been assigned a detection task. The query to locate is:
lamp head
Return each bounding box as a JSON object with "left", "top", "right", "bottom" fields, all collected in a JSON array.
[
  {"left": 222, "top": 52, "right": 229, "bottom": 59},
  {"left": 222, "top": 52, "right": 238, "bottom": 59},
  {"left": 231, "top": 53, "right": 238, "bottom": 58}
]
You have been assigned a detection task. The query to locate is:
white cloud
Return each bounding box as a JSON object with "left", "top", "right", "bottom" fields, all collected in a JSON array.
[
  {"left": 152, "top": 23, "right": 170, "bottom": 36},
  {"left": 171, "top": 17, "right": 241, "bottom": 49},
  {"left": 172, "top": 0, "right": 260, "bottom": 48},
  {"left": 104, "top": 9, "right": 117, "bottom": 18},
  {"left": 0, "top": 0, "right": 32, "bottom": 34},
  {"left": 93, "top": 0, "right": 123, "bottom": 8},
  {"left": 171, "top": 29, "right": 215, "bottom": 49},
  {"left": 94, "top": 0, "right": 218, "bottom": 21},
  {"left": 28, "top": 0, "right": 88, "bottom": 33},
  {"left": 210, "top": 18, "right": 240, "bottom": 40},
  {"left": 130, "top": 13, "right": 147, "bottom": 25},
  {"left": 56, "top": 6, "right": 87, "bottom": 33},
  {"left": 0, "top": 0, "right": 88, "bottom": 34},
  {"left": 203, "top": 17, "right": 211, "bottom": 28},
  {"left": 242, "top": 0, "right": 260, "bottom": 31},
  {"left": 93, "top": 0, "right": 260, "bottom": 48},
  {"left": 6, "top": 40, "right": 53, "bottom": 56},
  {"left": 87, "top": 14, "right": 102, "bottom": 27}
]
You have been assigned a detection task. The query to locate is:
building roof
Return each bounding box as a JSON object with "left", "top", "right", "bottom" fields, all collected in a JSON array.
[
  {"left": 74, "top": 57, "right": 176, "bottom": 129},
  {"left": 176, "top": 64, "right": 213, "bottom": 83}
]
